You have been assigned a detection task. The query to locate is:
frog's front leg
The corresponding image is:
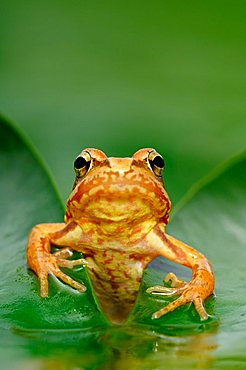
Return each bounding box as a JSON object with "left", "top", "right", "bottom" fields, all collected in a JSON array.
[
  {"left": 146, "top": 224, "right": 215, "bottom": 320},
  {"left": 26, "top": 222, "right": 87, "bottom": 296}
]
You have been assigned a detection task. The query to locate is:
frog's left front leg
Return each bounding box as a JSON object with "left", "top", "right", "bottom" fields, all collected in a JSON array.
[
  {"left": 27, "top": 222, "right": 87, "bottom": 297},
  {"left": 146, "top": 224, "right": 215, "bottom": 320}
]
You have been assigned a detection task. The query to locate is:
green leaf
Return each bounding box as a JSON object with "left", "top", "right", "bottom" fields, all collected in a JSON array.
[
  {"left": 0, "top": 114, "right": 107, "bottom": 331},
  {"left": 167, "top": 151, "right": 246, "bottom": 365},
  {"left": 0, "top": 114, "right": 245, "bottom": 368}
]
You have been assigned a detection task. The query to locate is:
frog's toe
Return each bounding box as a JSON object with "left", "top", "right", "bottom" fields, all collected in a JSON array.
[
  {"left": 53, "top": 248, "right": 73, "bottom": 259},
  {"left": 56, "top": 257, "right": 88, "bottom": 269},
  {"left": 146, "top": 285, "right": 184, "bottom": 296},
  {"left": 151, "top": 296, "right": 186, "bottom": 319},
  {"left": 37, "top": 253, "right": 87, "bottom": 295},
  {"left": 164, "top": 272, "right": 187, "bottom": 288},
  {"left": 39, "top": 270, "right": 49, "bottom": 298},
  {"left": 151, "top": 290, "right": 209, "bottom": 321},
  {"left": 48, "top": 261, "right": 87, "bottom": 293},
  {"left": 193, "top": 297, "right": 209, "bottom": 321},
  {"left": 146, "top": 272, "right": 189, "bottom": 297}
]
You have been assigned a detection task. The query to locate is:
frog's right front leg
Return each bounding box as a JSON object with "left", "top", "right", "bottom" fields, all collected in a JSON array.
[{"left": 26, "top": 222, "right": 87, "bottom": 297}]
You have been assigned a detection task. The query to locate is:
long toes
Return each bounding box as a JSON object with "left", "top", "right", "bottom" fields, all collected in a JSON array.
[
  {"left": 164, "top": 272, "right": 187, "bottom": 288},
  {"left": 53, "top": 248, "right": 73, "bottom": 259},
  {"left": 146, "top": 285, "right": 166, "bottom": 293},
  {"left": 152, "top": 296, "right": 187, "bottom": 319},
  {"left": 56, "top": 258, "right": 88, "bottom": 268},
  {"left": 194, "top": 297, "right": 209, "bottom": 321},
  {"left": 50, "top": 267, "right": 87, "bottom": 292},
  {"left": 39, "top": 271, "right": 49, "bottom": 297},
  {"left": 147, "top": 285, "right": 185, "bottom": 296}
]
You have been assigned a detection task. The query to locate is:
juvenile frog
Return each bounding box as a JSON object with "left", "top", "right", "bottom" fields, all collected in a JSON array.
[{"left": 27, "top": 148, "right": 214, "bottom": 324}]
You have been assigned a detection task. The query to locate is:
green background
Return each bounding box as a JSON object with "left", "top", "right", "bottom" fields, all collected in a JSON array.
[
  {"left": 0, "top": 1, "right": 246, "bottom": 369},
  {"left": 1, "top": 0, "right": 246, "bottom": 204}
]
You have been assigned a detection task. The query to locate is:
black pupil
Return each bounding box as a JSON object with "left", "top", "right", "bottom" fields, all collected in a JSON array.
[
  {"left": 153, "top": 155, "right": 164, "bottom": 168},
  {"left": 74, "top": 156, "right": 87, "bottom": 169}
]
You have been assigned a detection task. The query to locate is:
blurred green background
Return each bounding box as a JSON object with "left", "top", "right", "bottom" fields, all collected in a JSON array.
[{"left": 1, "top": 0, "right": 246, "bottom": 204}]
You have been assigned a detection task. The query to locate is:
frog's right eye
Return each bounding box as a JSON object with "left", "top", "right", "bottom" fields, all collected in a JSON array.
[
  {"left": 74, "top": 151, "right": 91, "bottom": 177},
  {"left": 147, "top": 150, "right": 165, "bottom": 177}
]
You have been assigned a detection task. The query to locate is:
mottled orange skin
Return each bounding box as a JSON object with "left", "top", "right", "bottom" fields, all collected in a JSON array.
[{"left": 27, "top": 148, "right": 214, "bottom": 324}]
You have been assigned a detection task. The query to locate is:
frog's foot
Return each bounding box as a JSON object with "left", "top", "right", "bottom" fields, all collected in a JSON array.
[
  {"left": 151, "top": 294, "right": 208, "bottom": 321},
  {"left": 146, "top": 272, "right": 188, "bottom": 297},
  {"left": 146, "top": 272, "right": 209, "bottom": 321},
  {"left": 36, "top": 248, "right": 88, "bottom": 297}
]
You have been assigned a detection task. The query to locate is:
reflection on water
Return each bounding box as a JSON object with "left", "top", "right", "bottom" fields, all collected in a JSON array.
[{"left": 11, "top": 324, "right": 217, "bottom": 370}]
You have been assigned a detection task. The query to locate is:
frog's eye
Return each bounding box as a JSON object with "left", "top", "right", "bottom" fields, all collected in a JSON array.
[
  {"left": 74, "top": 151, "right": 91, "bottom": 177},
  {"left": 148, "top": 151, "right": 165, "bottom": 177}
]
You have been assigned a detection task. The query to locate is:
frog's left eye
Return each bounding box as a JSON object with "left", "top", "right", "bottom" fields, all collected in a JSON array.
[
  {"left": 148, "top": 151, "right": 165, "bottom": 177},
  {"left": 74, "top": 151, "right": 91, "bottom": 177}
]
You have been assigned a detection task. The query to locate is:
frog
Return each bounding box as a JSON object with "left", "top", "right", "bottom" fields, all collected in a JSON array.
[{"left": 27, "top": 148, "right": 214, "bottom": 324}]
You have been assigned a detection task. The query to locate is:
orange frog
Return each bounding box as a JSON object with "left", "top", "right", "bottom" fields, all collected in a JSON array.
[{"left": 27, "top": 148, "right": 214, "bottom": 324}]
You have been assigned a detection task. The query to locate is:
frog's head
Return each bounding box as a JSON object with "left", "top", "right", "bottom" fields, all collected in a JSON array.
[{"left": 65, "top": 148, "right": 171, "bottom": 227}]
